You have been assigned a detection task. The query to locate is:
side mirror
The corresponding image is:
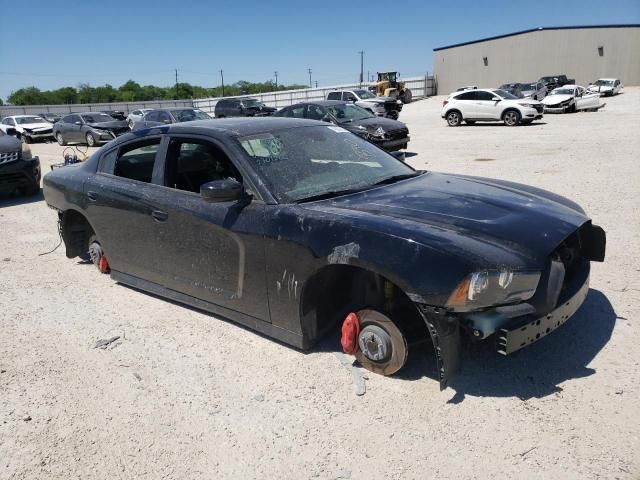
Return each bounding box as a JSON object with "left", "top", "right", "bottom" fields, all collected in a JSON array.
[
  {"left": 491, "top": 97, "right": 501, "bottom": 102},
  {"left": 201, "top": 179, "right": 244, "bottom": 202},
  {"left": 74, "top": 121, "right": 82, "bottom": 125},
  {"left": 163, "top": 119, "right": 171, "bottom": 124},
  {"left": 5, "top": 127, "right": 17, "bottom": 136},
  {"left": 321, "top": 115, "right": 333, "bottom": 123}
]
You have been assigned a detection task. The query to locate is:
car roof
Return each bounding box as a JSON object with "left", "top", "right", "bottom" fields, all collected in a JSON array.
[
  {"left": 148, "top": 117, "right": 325, "bottom": 137},
  {"left": 289, "top": 100, "right": 347, "bottom": 107},
  {"left": 595, "top": 78, "right": 617, "bottom": 81}
]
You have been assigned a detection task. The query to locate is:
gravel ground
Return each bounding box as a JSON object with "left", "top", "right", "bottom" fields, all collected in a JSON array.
[{"left": 1, "top": 89, "right": 639, "bottom": 480}]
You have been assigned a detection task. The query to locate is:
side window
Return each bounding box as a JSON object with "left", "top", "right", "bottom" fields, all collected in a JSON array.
[
  {"left": 327, "top": 92, "right": 341, "bottom": 100},
  {"left": 342, "top": 92, "right": 356, "bottom": 102},
  {"left": 455, "top": 91, "right": 476, "bottom": 100},
  {"left": 132, "top": 110, "right": 140, "bottom": 116},
  {"left": 216, "top": 100, "right": 227, "bottom": 108},
  {"left": 306, "top": 105, "right": 326, "bottom": 120},
  {"left": 157, "top": 111, "right": 172, "bottom": 123},
  {"left": 0, "top": 119, "right": 7, "bottom": 125},
  {"left": 164, "top": 139, "right": 242, "bottom": 194},
  {"left": 61, "top": 115, "right": 73, "bottom": 123},
  {"left": 290, "top": 106, "right": 306, "bottom": 119},
  {"left": 7, "top": 118, "right": 16, "bottom": 126},
  {"left": 145, "top": 111, "right": 158, "bottom": 122},
  {"left": 69, "top": 115, "right": 81, "bottom": 124},
  {"left": 615, "top": 80, "right": 620, "bottom": 86},
  {"left": 113, "top": 140, "right": 161, "bottom": 183},
  {"left": 476, "top": 91, "right": 496, "bottom": 101}
]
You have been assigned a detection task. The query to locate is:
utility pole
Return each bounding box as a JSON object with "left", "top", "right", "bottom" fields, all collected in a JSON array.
[
  {"left": 315, "top": 80, "right": 318, "bottom": 88},
  {"left": 220, "top": 69, "right": 225, "bottom": 97},
  {"left": 358, "top": 51, "right": 364, "bottom": 86},
  {"left": 274, "top": 71, "right": 278, "bottom": 89},
  {"left": 175, "top": 68, "right": 179, "bottom": 98},
  {"left": 308, "top": 68, "right": 312, "bottom": 88}
]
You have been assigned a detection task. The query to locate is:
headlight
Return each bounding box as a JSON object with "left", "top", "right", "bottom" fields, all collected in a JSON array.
[
  {"left": 446, "top": 269, "right": 540, "bottom": 311},
  {"left": 518, "top": 103, "right": 538, "bottom": 108},
  {"left": 374, "top": 104, "right": 386, "bottom": 110},
  {"left": 369, "top": 126, "right": 387, "bottom": 139},
  {"left": 21, "top": 143, "right": 33, "bottom": 160}
]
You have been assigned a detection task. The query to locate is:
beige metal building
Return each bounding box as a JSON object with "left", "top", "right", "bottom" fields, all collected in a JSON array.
[{"left": 433, "top": 25, "right": 640, "bottom": 94}]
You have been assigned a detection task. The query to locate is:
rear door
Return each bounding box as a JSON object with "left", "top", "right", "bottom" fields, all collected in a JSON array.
[
  {"left": 85, "top": 136, "right": 167, "bottom": 284},
  {"left": 148, "top": 134, "right": 270, "bottom": 321}
]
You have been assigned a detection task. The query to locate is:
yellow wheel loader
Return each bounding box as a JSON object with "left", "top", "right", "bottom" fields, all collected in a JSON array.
[{"left": 372, "top": 71, "right": 413, "bottom": 104}]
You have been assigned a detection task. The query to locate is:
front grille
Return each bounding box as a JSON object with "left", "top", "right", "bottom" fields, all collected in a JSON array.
[
  {"left": 32, "top": 128, "right": 53, "bottom": 135},
  {"left": 0, "top": 151, "right": 20, "bottom": 164},
  {"left": 387, "top": 128, "right": 409, "bottom": 141},
  {"left": 384, "top": 101, "right": 401, "bottom": 112},
  {"left": 533, "top": 104, "right": 544, "bottom": 113},
  {"left": 0, "top": 172, "right": 26, "bottom": 185}
]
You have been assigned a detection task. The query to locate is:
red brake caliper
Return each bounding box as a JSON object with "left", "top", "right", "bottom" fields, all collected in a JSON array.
[
  {"left": 98, "top": 256, "right": 110, "bottom": 274},
  {"left": 341, "top": 312, "right": 360, "bottom": 355}
]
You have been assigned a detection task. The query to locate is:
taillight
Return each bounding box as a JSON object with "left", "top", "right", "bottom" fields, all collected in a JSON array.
[{"left": 442, "top": 99, "right": 449, "bottom": 106}]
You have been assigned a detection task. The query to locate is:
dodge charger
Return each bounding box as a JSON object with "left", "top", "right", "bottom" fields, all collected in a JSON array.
[{"left": 42, "top": 118, "right": 606, "bottom": 389}]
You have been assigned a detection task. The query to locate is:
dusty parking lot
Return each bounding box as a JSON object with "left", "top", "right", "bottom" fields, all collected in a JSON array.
[{"left": 1, "top": 89, "right": 639, "bottom": 480}]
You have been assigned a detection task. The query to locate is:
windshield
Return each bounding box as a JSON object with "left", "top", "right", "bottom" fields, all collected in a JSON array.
[
  {"left": 593, "top": 80, "right": 614, "bottom": 86},
  {"left": 551, "top": 88, "right": 574, "bottom": 95},
  {"left": 242, "top": 99, "right": 264, "bottom": 108},
  {"left": 493, "top": 89, "right": 519, "bottom": 100},
  {"left": 326, "top": 103, "right": 374, "bottom": 123},
  {"left": 238, "top": 125, "right": 415, "bottom": 202},
  {"left": 353, "top": 89, "right": 376, "bottom": 99},
  {"left": 81, "top": 113, "right": 113, "bottom": 123},
  {"left": 171, "top": 109, "right": 211, "bottom": 122},
  {"left": 15, "top": 116, "right": 46, "bottom": 124}
]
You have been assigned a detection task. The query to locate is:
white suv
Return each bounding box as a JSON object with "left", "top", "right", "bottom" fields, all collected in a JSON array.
[{"left": 441, "top": 88, "right": 543, "bottom": 127}]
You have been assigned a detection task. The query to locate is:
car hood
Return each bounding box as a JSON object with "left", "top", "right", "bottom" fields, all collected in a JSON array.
[
  {"left": 588, "top": 85, "right": 613, "bottom": 91},
  {"left": 345, "top": 116, "right": 406, "bottom": 131},
  {"left": 360, "top": 96, "right": 395, "bottom": 104},
  {"left": 18, "top": 122, "right": 52, "bottom": 130},
  {"left": 0, "top": 136, "right": 21, "bottom": 153},
  {"left": 542, "top": 94, "right": 572, "bottom": 105},
  {"left": 305, "top": 172, "right": 589, "bottom": 262},
  {"left": 87, "top": 120, "right": 129, "bottom": 129}
]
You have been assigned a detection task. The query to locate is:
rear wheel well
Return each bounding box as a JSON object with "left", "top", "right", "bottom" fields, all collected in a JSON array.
[
  {"left": 59, "top": 210, "right": 95, "bottom": 259},
  {"left": 300, "top": 265, "right": 428, "bottom": 345}
]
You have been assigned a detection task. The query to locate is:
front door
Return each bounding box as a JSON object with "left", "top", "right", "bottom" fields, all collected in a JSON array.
[
  {"left": 473, "top": 90, "right": 502, "bottom": 118},
  {"left": 149, "top": 135, "right": 270, "bottom": 321}
]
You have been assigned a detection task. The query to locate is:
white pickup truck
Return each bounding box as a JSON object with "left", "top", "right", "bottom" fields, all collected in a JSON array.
[{"left": 326, "top": 89, "right": 402, "bottom": 119}]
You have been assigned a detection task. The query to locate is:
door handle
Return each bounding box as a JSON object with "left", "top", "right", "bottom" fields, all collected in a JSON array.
[
  {"left": 151, "top": 210, "right": 168, "bottom": 222},
  {"left": 87, "top": 191, "right": 98, "bottom": 201}
]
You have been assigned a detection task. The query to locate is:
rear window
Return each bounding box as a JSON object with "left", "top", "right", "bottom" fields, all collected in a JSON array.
[
  {"left": 327, "top": 92, "right": 341, "bottom": 100},
  {"left": 112, "top": 140, "right": 161, "bottom": 183}
]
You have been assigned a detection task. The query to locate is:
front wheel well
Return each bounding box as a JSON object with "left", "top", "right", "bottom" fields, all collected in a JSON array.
[
  {"left": 501, "top": 107, "right": 520, "bottom": 119},
  {"left": 300, "top": 265, "right": 429, "bottom": 345},
  {"left": 59, "top": 209, "right": 95, "bottom": 259}
]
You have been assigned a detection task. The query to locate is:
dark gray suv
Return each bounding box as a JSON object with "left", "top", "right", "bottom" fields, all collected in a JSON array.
[{"left": 214, "top": 98, "right": 276, "bottom": 118}]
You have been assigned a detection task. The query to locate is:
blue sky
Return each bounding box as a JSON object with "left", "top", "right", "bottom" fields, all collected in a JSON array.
[{"left": 1, "top": 0, "right": 639, "bottom": 101}]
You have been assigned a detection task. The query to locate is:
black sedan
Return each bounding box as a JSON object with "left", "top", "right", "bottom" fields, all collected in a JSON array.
[
  {"left": 274, "top": 101, "right": 409, "bottom": 151},
  {"left": 53, "top": 112, "right": 129, "bottom": 146},
  {"left": 37, "top": 112, "right": 62, "bottom": 123},
  {"left": 134, "top": 108, "right": 212, "bottom": 129},
  {"left": 42, "top": 118, "right": 606, "bottom": 389}
]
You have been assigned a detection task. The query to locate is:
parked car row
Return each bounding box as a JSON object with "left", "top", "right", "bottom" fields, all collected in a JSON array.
[{"left": 443, "top": 75, "right": 623, "bottom": 126}]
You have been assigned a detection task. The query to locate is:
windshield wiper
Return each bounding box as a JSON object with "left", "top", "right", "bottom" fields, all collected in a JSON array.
[
  {"left": 371, "top": 172, "right": 421, "bottom": 186},
  {"left": 295, "top": 187, "right": 367, "bottom": 203}
]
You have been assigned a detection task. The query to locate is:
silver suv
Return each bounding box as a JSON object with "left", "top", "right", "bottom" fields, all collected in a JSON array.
[{"left": 326, "top": 89, "right": 401, "bottom": 119}]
